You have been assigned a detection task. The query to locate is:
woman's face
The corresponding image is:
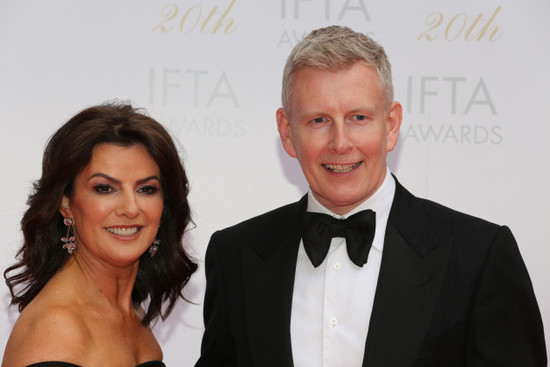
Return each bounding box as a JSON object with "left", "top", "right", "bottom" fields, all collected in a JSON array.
[{"left": 60, "top": 143, "right": 164, "bottom": 269}]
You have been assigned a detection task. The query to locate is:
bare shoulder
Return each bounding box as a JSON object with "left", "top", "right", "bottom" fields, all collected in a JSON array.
[{"left": 2, "top": 301, "right": 90, "bottom": 367}]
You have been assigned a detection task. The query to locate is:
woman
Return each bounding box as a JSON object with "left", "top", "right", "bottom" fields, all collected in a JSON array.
[{"left": 2, "top": 102, "right": 197, "bottom": 366}]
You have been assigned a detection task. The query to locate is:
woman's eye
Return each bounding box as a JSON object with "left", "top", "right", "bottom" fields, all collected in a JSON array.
[
  {"left": 138, "top": 185, "right": 159, "bottom": 195},
  {"left": 94, "top": 184, "right": 113, "bottom": 194}
]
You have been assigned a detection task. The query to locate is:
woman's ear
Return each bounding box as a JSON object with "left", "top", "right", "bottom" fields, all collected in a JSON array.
[{"left": 59, "top": 195, "right": 73, "bottom": 219}]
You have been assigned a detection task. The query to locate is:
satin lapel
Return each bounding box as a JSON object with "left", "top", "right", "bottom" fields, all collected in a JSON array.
[
  {"left": 242, "top": 196, "right": 306, "bottom": 367},
  {"left": 363, "top": 181, "right": 452, "bottom": 366}
]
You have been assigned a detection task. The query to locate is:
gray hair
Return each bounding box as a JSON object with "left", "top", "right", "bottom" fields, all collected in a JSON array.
[{"left": 281, "top": 25, "right": 394, "bottom": 111}]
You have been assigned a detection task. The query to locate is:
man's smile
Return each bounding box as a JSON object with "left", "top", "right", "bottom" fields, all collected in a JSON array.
[{"left": 322, "top": 162, "right": 362, "bottom": 173}]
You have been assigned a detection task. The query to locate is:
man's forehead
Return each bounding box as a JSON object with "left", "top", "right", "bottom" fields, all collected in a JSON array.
[{"left": 289, "top": 63, "right": 381, "bottom": 91}]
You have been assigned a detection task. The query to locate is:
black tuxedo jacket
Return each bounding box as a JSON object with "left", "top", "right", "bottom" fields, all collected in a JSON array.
[{"left": 196, "top": 180, "right": 546, "bottom": 366}]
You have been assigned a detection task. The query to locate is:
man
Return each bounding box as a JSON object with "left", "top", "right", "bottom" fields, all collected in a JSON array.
[{"left": 196, "top": 26, "right": 546, "bottom": 366}]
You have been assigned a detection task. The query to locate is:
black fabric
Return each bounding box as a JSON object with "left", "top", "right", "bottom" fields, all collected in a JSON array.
[
  {"left": 302, "top": 209, "right": 376, "bottom": 267},
  {"left": 196, "top": 179, "right": 547, "bottom": 367}
]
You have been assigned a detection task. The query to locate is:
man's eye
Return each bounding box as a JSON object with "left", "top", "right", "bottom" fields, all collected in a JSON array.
[
  {"left": 353, "top": 115, "right": 367, "bottom": 121},
  {"left": 94, "top": 184, "right": 113, "bottom": 194},
  {"left": 312, "top": 117, "right": 326, "bottom": 124}
]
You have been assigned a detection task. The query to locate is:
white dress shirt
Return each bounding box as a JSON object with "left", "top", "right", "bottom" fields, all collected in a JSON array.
[{"left": 290, "top": 169, "right": 396, "bottom": 367}]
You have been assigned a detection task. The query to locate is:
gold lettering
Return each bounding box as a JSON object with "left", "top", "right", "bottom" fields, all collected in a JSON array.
[
  {"left": 201, "top": 7, "right": 219, "bottom": 33},
  {"left": 200, "top": 0, "right": 237, "bottom": 34},
  {"left": 418, "top": 7, "right": 502, "bottom": 43},
  {"left": 445, "top": 13, "right": 466, "bottom": 41},
  {"left": 180, "top": 6, "right": 202, "bottom": 34},
  {"left": 477, "top": 6, "right": 502, "bottom": 41},
  {"left": 155, "top": 1, "right": 237, "bottom": 36},
  {"left": 153, "top": 4, "right": 178, "bottom": 33},
  {"left": 418, "top": 12, "right": 443, "bottom": 41},
  {"left": 464, "top": 14, "right": 484, "bottom": 41},
  {"left": 212, "top": 0, "right": 237, "bottom": 34}
]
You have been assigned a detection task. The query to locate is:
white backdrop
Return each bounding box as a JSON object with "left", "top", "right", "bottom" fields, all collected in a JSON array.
[{"left": 1, "top": 1, "right": 549, "bottom": 365}]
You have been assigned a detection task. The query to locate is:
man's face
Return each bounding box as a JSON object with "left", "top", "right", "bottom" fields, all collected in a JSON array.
[{"left": 277, "top": 62, "right": 402, "bottom": 215}]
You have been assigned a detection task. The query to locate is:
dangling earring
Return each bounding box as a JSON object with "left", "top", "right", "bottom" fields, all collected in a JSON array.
[
  {"left": 61, "top": 218, "right": 77, "bottom": 254},
  {"left": 149, "top": 238, "right": 160, "bottom": 257}
]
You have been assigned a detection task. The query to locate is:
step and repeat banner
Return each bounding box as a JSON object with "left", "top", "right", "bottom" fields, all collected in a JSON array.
[{"left": 1, "top": 0, "right": 549, "bottom": 364}]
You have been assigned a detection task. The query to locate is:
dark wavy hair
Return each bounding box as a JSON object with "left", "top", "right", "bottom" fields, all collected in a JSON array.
[{"left": 4, "top": 101, "right": 197, "bottom": 326}]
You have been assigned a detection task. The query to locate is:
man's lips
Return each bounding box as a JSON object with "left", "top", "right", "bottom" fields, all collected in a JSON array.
[
  {"left": 322, "top": 162, "right": 362, "bottom": 173},
  {"left": 105, "top": 226, "right": 142, "bottom": 237}
]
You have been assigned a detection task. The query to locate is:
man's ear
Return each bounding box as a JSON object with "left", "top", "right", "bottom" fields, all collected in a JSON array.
[
  {"left": 59, "top": 195, "right": 73, "bottom": 219},
  {"left": 276, "top": 107, "right": 297, "bottom": 158},
  {"left": 386, "top": 101, "right": 403, "bottom": 152}
]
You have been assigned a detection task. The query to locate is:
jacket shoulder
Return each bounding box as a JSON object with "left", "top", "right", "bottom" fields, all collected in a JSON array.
[
  {"left": 391, "top": 180, "right": 506, "bottom": 253},
  {"left": 417, "top": 196, "right": 502, "bottom": 236},
  {"left": 208, "top": 197, "right": 306, "bottom": 250}
]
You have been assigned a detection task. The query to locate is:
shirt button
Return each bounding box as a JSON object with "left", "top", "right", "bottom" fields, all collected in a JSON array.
[
  {"left": 329, "top": 317, "right": 338, "bottom": 326},
  {"left": 332, "top": 262, "right": 341, "bottom": 271}
]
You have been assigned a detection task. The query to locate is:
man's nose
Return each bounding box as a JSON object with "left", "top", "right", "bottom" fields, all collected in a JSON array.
[{"left": 328, "top": 121, "right": 353, "bottom": 154}]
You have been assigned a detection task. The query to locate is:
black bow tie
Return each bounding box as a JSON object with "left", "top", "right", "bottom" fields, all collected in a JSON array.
[{"left": 302, "top": 210, "right": 376, "bottom": 268}]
